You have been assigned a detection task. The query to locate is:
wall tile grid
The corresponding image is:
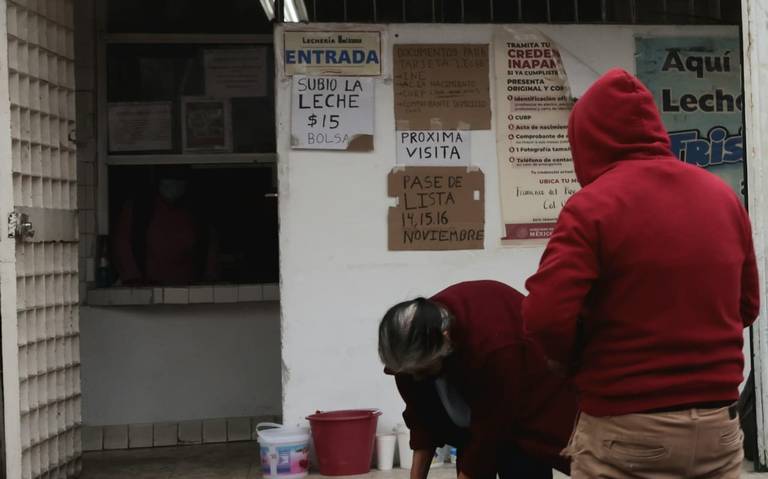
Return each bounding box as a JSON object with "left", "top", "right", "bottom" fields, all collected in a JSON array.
[{"left": 82, "top": 416, "right": 281, "bottom": 451}]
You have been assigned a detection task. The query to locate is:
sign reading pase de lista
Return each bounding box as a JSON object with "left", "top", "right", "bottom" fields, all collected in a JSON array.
[
  {"left": 284, "top": 31, "right": 381, "bottom": 76},
  {"left": 388, "top": 167, "right": 485, "bottom": 251}
]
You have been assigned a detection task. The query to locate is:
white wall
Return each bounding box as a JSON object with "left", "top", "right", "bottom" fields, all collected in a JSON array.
[
  {"left": 741, "top": 0, "right": 768, "bottom": 457},
  {"left": 276, "top": 24, "right": 741, "bottom": 430},
  {"left": 80, "top": 302, "right": 281, "bottom": 426}
]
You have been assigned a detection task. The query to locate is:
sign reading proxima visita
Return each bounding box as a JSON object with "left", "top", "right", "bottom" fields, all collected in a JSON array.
[{"left": 396, "top": 130, "right": 471, "bottom": 166}]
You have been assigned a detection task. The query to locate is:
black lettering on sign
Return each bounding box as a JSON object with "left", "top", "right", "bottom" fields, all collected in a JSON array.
[{"left": 388, "top": 167, "right": 485, "bottom": 251}]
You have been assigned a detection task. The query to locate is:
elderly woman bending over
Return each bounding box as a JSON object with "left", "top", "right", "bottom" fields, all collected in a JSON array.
[{"left": 379, "top": 280, "right": 576, "bottom": 479}]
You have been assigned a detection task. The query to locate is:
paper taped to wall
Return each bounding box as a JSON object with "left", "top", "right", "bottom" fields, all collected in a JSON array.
[
  {"left": 388, "top": 167, "right": 484, "bottom": 251},
  {"left": 291, "top": 75, "right": 375, "bottom": 151},
  {"left": 393, "top": 44, "right": 491, "bottom": 131},
  {"left": 396, "top": 130, "right": 471, "bottom": 166}
]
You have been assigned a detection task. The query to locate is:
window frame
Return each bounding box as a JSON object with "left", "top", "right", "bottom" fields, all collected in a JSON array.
[{"left": 96, "top": 33, "right": 277, "bottom": 236}]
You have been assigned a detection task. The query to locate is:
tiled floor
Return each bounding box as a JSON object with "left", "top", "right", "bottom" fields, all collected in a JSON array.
[{"left": 80, "top": 442, "right": 768, "bottom": 478}]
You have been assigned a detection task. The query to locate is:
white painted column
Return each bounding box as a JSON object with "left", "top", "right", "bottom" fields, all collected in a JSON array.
[
  {"left": 742, "top": 0, "right": 768, "bottom": 468},
  {"left": 0, "top": 1, "right": 23, "bottom": 477}
]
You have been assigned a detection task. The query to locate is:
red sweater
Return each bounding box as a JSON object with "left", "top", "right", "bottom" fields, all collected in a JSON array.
[
  {"left": 523, "top": 69, "right": 760, "bottom": 416},
  {"left": 391, "top": 281, "right": 577, "bottom": 478}
]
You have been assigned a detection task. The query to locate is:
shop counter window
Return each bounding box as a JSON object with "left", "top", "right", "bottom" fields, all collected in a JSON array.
[
  {"left": 92, "top": 39, "right": 279, "bottom": 305},
  {"left": 106, "top": 164, "right": 278, "bottom": 288}
]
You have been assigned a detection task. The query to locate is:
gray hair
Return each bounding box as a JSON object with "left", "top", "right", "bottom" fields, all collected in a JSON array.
[{"left": 378, "top": 298, "right": 453, "bottom": 374}]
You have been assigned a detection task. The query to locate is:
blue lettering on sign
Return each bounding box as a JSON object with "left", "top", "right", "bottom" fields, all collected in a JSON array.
[
  {"left": 669, "top": 126, "right": 743, "bottom": 168},
  {"left": 284, "top": 49, "right": 380, "bottom": 65}
]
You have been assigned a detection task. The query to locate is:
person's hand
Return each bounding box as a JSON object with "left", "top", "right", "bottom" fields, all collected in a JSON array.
[{"left": 457, "top": 472, "right": 472, "bottom": 479}]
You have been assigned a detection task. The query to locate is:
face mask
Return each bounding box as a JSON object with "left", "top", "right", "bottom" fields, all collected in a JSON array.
[{"left": 158, "top": 179, "right": 187, "bottom": 202}]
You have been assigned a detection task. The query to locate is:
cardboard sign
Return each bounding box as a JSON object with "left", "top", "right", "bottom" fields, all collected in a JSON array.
[
  {"left": 291, "top": 75, "right": 374, "bottom": 151},
  {"left": 284, "top": 31, "right": 381, "bottom": 76},
  {"left": 388, "top": 167, "right": 484, "bottom": 251},
  {"left": 393, "top": 44, "right": 491, "bottom": 130},
  {"left": 396, "top": 130, "right": 471, "bottom": 166}
]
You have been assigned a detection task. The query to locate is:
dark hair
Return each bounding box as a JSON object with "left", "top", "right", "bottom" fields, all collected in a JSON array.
[{"left": 378, "top": 298, "right": 452, "bottom": 374}]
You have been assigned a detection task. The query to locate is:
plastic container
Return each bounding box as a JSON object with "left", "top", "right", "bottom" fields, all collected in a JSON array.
[
  {"left": 395, "top": 423, "right": 413, "bottom": 469},
  {"left": 307, "top": 409, "right": 382, "bottom": 476},
  {"left": 432, "top": 445, "right": 450, "bottom": 467},
  {"left": 449, "top": 446, "right": 457, "bottom": 464},
  {"left": 257, "top": 423, "right": 311, "bottom": 479},
  {"left": 375, "top": 434, "right": 397, "bottom": 470}
]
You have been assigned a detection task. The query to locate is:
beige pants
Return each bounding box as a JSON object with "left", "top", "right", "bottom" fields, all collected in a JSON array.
[{"left": 566, "top": 406, "right": 743, "bottom": 479}]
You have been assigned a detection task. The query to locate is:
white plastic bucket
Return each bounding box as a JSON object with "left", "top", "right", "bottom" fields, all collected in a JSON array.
[
  {"left": 395, "top": 423, "right": 412, "bottom": 469},
  {"left": 257, "top": 423, "right": 311, "bottom": 479}
]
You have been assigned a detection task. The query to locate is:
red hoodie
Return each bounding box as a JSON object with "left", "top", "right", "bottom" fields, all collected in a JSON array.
[
  {"left": 522, "top": 68, "right": 760, "bottom": 417},
  {"left": 390, "top": 281, "right": 577, "bottom": 477}
]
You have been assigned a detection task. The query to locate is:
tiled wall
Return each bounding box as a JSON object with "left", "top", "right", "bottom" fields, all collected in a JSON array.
[
  {"left": 82, "top": 416, "right": 281, "bottom": 451},
  {"left": 87, "top": 283, "right": 280, "bottom": 306}
]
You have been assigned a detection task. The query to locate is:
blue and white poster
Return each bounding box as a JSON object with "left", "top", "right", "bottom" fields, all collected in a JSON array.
[{"left": 636, "top": 36, "right": 744, "bottom": 202}]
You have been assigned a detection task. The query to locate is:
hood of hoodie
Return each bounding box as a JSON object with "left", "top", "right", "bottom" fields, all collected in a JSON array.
[{"left": 568, "top": 68, "right": 673, "bottom": 187}]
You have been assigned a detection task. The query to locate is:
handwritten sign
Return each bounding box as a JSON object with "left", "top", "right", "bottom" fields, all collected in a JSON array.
[
  {"left": 396, "top": 130, "right": 470, "bottom": 166},
  {"left": 291, "top": 75, "right": 374, "bottom": 151},
  {"left": 495, "top": 28, "right": 578, "bottom": 242},
  {"left": 284, "top": 31, "right": 381, "bottom": 76},
  {"left": 393, "top": 44, "right": 491, "bottom": 130},
  {"left": 388, "top": 167, "right": 484, "bottom": 251},
  {"left": 204, "top": 48, "right": 268, "bottom": 98}
]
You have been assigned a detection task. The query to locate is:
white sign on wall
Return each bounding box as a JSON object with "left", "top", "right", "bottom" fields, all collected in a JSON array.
[
  {"left": 108, "top": 102, "right": 173, "bottom": 152},
  {"left": 396, "top": 130, "right": 471, "bottom": 166},
  {"left": 291, "top": 75, "right": 374, "bottom": 151},
  {"left": 204, "top": 48, "right": 268, "bottom": 98},
  {"left": 284, "top": 31, "right": 382, "bottom": 76}
]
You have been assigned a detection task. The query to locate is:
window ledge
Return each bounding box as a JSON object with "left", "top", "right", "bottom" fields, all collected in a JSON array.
[
  {"left": 86, "top": 283, "right": 279, "bottom": 306},
  {"left": 106, "top": 153, "right": 277, "bottom": 166}
]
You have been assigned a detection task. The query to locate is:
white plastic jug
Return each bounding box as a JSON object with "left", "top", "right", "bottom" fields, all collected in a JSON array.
[{"left": 257, "top": 423, "right": 312, "bottom": 479}]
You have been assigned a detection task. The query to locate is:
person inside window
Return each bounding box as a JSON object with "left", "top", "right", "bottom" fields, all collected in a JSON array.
[{"left": 113, "top": 166, "right": 219, "bottom": 286}]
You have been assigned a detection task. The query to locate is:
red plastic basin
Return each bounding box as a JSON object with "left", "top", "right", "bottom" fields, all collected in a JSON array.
[{"left": 307, "top": 409, "right": 382, "bottom": 476}]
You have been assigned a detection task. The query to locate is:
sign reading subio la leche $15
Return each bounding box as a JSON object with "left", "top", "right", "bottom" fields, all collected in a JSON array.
[
  {"left": 284, "top": 31, "right": 381, "bottom": 76},
  {"left": 291, "top": 75, "right": 374, "bottom": 151}
]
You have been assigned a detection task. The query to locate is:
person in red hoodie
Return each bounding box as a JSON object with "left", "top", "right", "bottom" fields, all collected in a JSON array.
[
  {"left": 523, "top": 68, "right": 760, "bottom": 478},
  {"left": 378, "top": 280, "right": 577, "bottom": 479}
]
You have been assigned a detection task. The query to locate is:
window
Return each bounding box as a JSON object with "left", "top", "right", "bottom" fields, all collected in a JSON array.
[
  {"left": 97, "top": 0, "right": 280, "bottom": 292},
  {"left": 108, "top": 164, "right": 278, "bottom": 287},
  {"left": 106, "top": 42, "right": 275, "bottom": 156},
  {"left": 99, "top": 38, "right": 278, "bottom": 288}
]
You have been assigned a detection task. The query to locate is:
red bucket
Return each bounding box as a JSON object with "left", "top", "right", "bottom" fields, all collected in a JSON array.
[{"left": 307, "top": 409, "right": 382, "bottom": 476}]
